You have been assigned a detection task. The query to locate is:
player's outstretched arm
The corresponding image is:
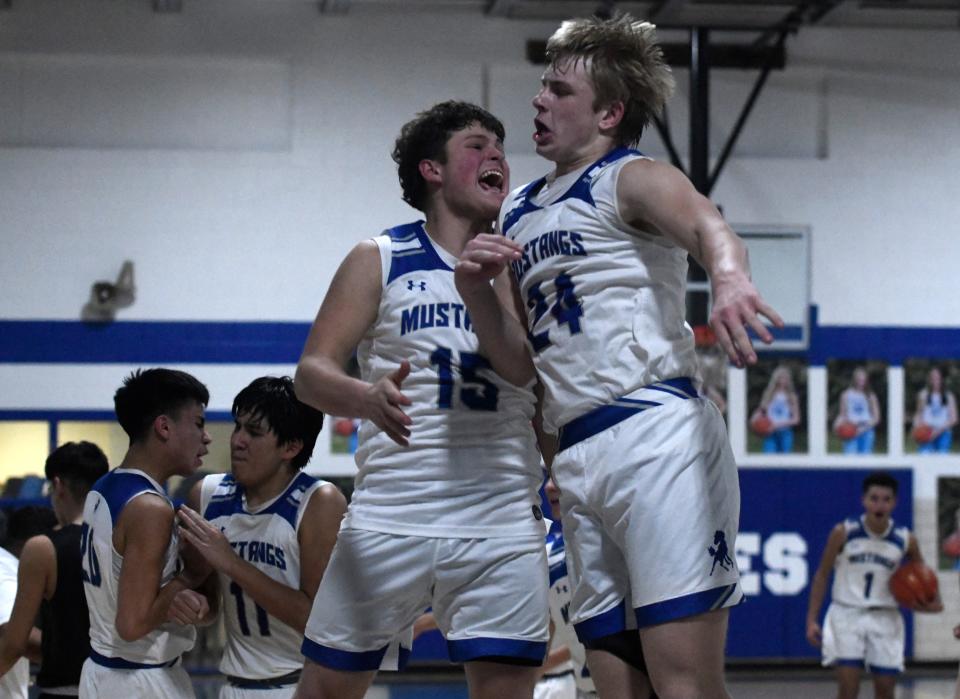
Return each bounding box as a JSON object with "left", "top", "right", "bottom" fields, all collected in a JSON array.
[
  {"left": 178, "top": 483, "right": 346, "bottom": 634},
  {"left": 616, "top": 158, "right": 783, "bottom": 368},
  {"left": 906, "top": 534, "right": 944, "bottom": 613},
  {"left": 805, "top": 523, "right": 846, "bottom": 647},
  {"left": 115, "top": 496, "right": 196, "bottom": 641},
  {"left": 295, "top": 240, "right": 413, "bottom": 446},
  {"left": 0, "top": 535, "right": 54, "bottom": 674},
  {"left": 455, "top": 233, "right": 536, "bottom": 386}
]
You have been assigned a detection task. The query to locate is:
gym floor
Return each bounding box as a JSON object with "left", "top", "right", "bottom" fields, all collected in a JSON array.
[{"left": 180, "top": 665, "right": 960, "bottom": 698}]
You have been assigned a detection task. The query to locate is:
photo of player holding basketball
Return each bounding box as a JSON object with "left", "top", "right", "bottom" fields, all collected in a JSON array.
[
  {"left": 828, "top": 361, "right": 886, "bottom": 455},
  {"left": 806, "top": 471, "right": 941, "bottom": 699},
  {"left": 905, "top": 360, "right": 959, "bottom": 454},
  {"left": 747, "top": 361, "right": 806, "bottom": 454}
]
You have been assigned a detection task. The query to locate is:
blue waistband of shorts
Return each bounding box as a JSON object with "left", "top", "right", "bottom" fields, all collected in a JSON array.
[
  {"left": 558, "top": 377, "right": 698, "bottom": 452},
  {"left": 226, "top": 670, "right": 301, "bottom": 688},
  {"left": 89, "top": 649, "right": 179, "bottom": 670}
]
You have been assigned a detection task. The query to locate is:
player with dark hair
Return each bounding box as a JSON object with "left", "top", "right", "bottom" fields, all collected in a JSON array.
[
  {"left": 79, "top": 368, "right": 212, "bottom": 698},
  {"left": 294, "top": 101, "right": 548, "bottom": 699},
  {"left": 176, "top": 376, "right": 347, "bottom": 698},
  {"left": 0, "top": 442, "right": 109, "bottom": 698},
  {"left": 807, "top": 471, "right": 941, "bottom": 699}
]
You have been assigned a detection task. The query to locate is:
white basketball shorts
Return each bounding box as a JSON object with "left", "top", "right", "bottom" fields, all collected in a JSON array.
[
  {"left": 302, "top": 529, "right": 549, "bottom": 670},
  {"left": 822, "top": 602, "right": 904, "bottom": 674},
  {"left": 552, "top": 378, "right": 743, "bottom": 642},
  {"left": 78, "top": 656, "right": 194, "bottom": 698}
]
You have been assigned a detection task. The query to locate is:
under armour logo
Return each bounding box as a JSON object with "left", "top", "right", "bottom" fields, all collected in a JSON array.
[
  {"left": 708, "top": 530, "right": 733, "bottom": 575},
  {"left": 407, "top": 280, "right": 427, "bottom": 291}
]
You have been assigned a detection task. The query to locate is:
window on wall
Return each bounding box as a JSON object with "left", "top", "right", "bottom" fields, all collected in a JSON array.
[
  {"left": 0, "top": 421, "right": 50, "bottom": 488},
  {"left": 57, "top": 421, "right": 129, "bottom": 467},
  {"left": 0, "top": 412, "right": 233, "bottom": 501}
]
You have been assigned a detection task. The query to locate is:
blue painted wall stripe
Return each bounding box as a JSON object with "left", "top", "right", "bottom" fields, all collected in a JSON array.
[
  {"left": 2, "top": 308, "right": 959, "bottom": 365},
  {"left": 0, "top": 320, "right": 308, "bottom": 364}
]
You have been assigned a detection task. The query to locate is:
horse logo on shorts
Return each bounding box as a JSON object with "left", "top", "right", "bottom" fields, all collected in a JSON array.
[{"left": 708, "top": 530, "right": 732, "bottom": 575}]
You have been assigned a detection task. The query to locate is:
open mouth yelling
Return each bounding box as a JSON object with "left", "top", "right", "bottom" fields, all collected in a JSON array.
[
  {"left": 478, "top": 168, "right": 505, "bottom": 193},
  {"left": 533, "top": 118, "right": 551, "bottom": 144}
]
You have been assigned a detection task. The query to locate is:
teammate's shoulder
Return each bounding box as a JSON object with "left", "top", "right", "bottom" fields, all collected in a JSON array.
[
  {"left": 305, "top": 480, "right": 347, "bottom": 513},
  {"left": 119, "top": 491, "right": 176, "bottom": 532},
  {"left": 890, "top": 523, "right": 911, "bottom": 548},
  {"left": 19, "top": 533, "right": 56, "bottom": 566},
  {"left": 837, "top": 518, "right": 860, "bottom": 537},
  {"left": 345, "top": 237, "right": 382, "bottom": 262}
]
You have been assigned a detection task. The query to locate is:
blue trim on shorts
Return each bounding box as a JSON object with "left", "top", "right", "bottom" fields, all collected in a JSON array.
[
  {"left": 396, "top": 646, "right": 411, "bottom": 671},
  {"left": 634, "top": 584, "right": 741, "bottom": 628},
  {"left": 300, "top": 637, "right": 387, "bottom": 672},
  {"left": 834, "top": 658, "right": 865, "bottom": 668},
  {"left": 868, "top": 664, "right": 901, "bottom": 675},
  {"left": 89, "top": 649, "right": 179, "bottom": 670},
  {"left": 446, "top": 637, "right": 547, "bottom": 665},
  {"left": 557, "top": 377, "right": 697, "bottom": 452},
  {"left": 573, "top": 599, "right": 628, "bottom": 643}
]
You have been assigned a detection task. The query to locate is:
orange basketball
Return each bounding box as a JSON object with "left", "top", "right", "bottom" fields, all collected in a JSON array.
[
  {"left": 750, "top": 414, "right": 774, "bottom": 436},
  {"left": 912, "top": 424, "right": 934, "bottom": 444},
  {"left": 889, "top": 560, "right": 938, "bottom": 609},
  {"left": 943, "top": 532, "right": 960, "bottom": 558},
  {"left": 835, "top": 422, "right": 858, "bottom": 440}
]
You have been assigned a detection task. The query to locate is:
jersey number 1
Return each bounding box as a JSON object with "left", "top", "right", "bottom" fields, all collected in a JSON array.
[{"left": 230, "top": 581, "right": 270, "bottom": 636}]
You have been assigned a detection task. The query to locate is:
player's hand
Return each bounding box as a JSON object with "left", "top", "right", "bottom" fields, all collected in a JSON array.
[
  {"left": 805, "top": 620, "right": 822, "bottom": 647},
  {"left": 177, "top": 505, "right": 240, "bottom": 575},
  {"left": 953, "top": 623, "right": 960, "bottom": 639},
  {"left": 362, "top": 360, "right": 413, "bottom": 447},
  {"left": 915, "top": 598, "right": 944, "bottom": 613},
  {"left": 168, "top": 589, "right": 210, "bottom": 626},
  {"left": 709, "top": 272, "right": 783, "bottom": 368},
  {"left": 454, "top": 234, "right": 522, "bottom": 297},
  {"left": 177, "top": 538, "right": 213, "bottom": 589}
]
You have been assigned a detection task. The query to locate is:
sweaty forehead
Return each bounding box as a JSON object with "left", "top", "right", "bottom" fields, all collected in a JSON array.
[{"left": 456, "top": 123, "right": 498, "bottom": 140}]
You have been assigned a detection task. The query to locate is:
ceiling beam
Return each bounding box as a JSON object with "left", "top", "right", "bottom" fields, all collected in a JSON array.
[
  {"left": 152, "top": 0, "right": 183, "bottom": 13},
  {"left": 318, "top": 0, "right": 350, "bottom": 14},
  {"left": 485, "top": 0, "right": 517, "bottom": 16},
  {"left": 648, "top": 0, "right": 688, "bottom": 22}
]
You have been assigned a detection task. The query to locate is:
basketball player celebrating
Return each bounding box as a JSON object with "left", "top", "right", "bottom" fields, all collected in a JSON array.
[
  {"left": 454, "top": 14, "right": 782, "bottom": 699},
  {"left": 806, "top": 472, "right": 941, "bottom": 699},
  {"left": 0, "top": 442, "right": 109, "bottom": 698},
  {"left": 293, "top": 101, "right": 548, "bottom": 699},
  {"left": 79, "top": 368, "right": 213, "bottom": 698},
  {"left": 175, "top": 375, "right": 347, "bottom": 698}
]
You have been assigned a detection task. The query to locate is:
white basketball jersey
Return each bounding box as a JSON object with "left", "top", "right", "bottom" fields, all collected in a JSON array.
[
  {"left": 843, "top": 390, "right": 872, "bottom": 426},
  {"left": 346, "top": 221, "right": 543, "bottom": 538},
  {"left": 545, "top": 526, "right": 594, "bottom": 693},
  {"left": 766, "top": 391, "right": 793, "bottom": 423},
  {"left": 200, "top": 471, "right": 324, "bottom": 679},
  {"left": 0, "top": 548, "right": 28, "bottom": 699},
  {"left": 81, "top": 468, "right": 195, "bottom": 664},
  {"left": 500, "top": 148, "right": 700, "bottom": 433},
  {"left": 921, "top": 391, "right": 949, "bottom": 429},
  {"left": 831, "top": 516, "right": 909, "bottom": 609}
]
